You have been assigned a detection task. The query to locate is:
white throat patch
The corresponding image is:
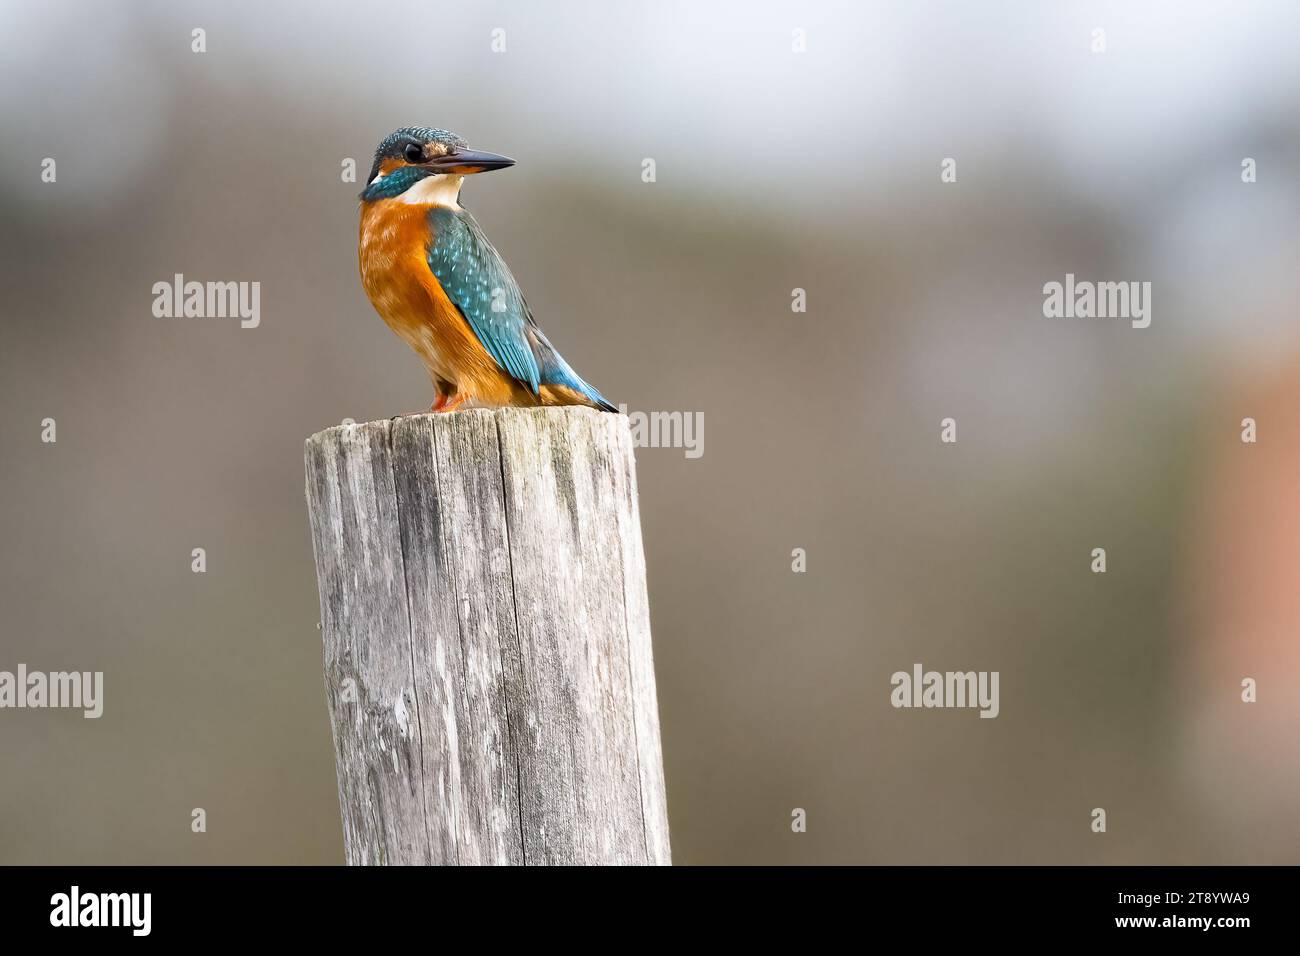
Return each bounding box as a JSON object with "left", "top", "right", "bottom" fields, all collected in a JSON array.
[{"left": 398, "top": 173, "right": 464, "bottom": 208}]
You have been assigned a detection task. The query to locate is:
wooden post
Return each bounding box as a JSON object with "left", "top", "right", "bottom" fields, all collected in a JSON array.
[{"left": 304, "top": 407, "right": 670, "bottom": 865}]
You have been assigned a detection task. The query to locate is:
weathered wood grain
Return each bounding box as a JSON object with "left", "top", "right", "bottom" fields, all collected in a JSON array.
[{"left": 305, "top": 407, "right": 670, "bottom": 865}]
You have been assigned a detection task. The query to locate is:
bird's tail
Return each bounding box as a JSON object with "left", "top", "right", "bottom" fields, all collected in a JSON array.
[
  {"left": 541, "top": 369, "right": 618, "bottom": 411},
  {"left": 529, "top": 328, "right": 618, "bottom": 411}
]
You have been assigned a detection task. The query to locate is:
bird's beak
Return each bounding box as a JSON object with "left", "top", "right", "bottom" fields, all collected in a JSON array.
[{"left": 424, "top": 148, "right": 516, "bottom": 175}]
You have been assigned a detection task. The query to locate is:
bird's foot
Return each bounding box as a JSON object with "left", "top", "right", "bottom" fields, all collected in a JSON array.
[
  {"left": 429, "top": 378, "right": 464, "bottom": 413},
  {"left": 430, "top": 393, "right": 468, "bottom": 413}
]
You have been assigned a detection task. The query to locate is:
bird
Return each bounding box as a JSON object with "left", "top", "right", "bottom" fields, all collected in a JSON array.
[{"left": 357, "top": 126, "right": 616, "bottom": 413}]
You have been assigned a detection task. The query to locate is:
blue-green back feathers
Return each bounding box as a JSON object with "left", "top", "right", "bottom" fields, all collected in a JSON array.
[
  {"left": 427, "top": 206, "right": 540, "bottom": 390},
  {"left": 426, "top": 206, "right": 614, "bottom": 410}
]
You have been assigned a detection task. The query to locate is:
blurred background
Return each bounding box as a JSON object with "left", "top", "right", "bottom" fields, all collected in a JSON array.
[{"left": 2, "top": 0, "right": 1299, "bottom": 864}]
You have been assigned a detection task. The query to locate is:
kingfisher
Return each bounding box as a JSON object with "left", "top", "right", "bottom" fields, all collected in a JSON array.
[{"left": 358, "top": 126, "right": 616, "bottom": 412}]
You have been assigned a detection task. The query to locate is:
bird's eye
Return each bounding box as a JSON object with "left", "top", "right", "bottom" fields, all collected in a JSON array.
[{"left": 403, "top": 143, "right": 424, "bottom": 163}]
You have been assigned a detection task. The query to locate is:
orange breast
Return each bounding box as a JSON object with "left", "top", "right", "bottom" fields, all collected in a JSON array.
[{"left": 358, "top": 200, "right": 509, "bottom": 396}]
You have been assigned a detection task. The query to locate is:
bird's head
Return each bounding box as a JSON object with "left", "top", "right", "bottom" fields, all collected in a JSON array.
[{"left": 361, "top": 127, "right": 515, "bottom": 204}]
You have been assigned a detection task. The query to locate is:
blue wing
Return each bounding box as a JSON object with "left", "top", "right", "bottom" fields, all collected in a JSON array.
[{"left": 426, "top": 206, "right": 614, "bottom": 410}]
